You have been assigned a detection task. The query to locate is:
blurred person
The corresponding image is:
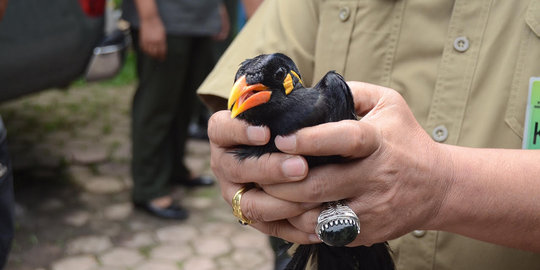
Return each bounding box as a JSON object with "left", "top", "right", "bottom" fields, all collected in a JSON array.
[
  {"left": 0, "top": 2, "right": 16, "bottom": 269},
  {"left": 189, "top": 0, "right": 238, "bottom": 141},
  {"left": 122, "top": 0, "right": 229, "bottom": 219},
  {"left": 199, "top": 0, "right": 540, "bottom": 269},
  {"left": 0, "top": 117, "right": 14, "bottom": 270}
]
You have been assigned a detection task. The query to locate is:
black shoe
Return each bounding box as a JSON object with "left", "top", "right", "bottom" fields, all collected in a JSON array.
[
  {"left": 134, "top": 201, "right": 189, "bottom": 220},
  {"left": 177, "top": 175, "right": 215, "bottom": 187}
]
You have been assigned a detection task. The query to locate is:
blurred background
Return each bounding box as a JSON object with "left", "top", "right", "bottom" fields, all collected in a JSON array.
[{"left": 0, "top": 0, "right": 273, "bottom": 269}]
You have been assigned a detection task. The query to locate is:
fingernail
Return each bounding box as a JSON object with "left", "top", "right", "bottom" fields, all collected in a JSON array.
[
  {"left": 247, "top": 126, "right": 267, "bottom": 144},
  {"left": 309, "top": 234, "right": 322, "bottom": 243},
  {"left": 281, "top": 156, "right": 306, "bottom": 179},
  {"left": 275, "top": 135, "right": 296, "bottom": 152}
]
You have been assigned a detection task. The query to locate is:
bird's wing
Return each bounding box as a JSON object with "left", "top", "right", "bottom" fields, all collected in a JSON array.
[{"left": 312, "top": 71, "right": 357, "bottom": 122}]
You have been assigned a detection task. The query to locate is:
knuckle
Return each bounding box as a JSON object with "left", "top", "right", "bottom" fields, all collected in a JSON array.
[
  {"left": 266, "top": 223, "right": 283, "bottom": 238},
  {"left": 305, "top": 178, "right": 325, "bottom": 202},
  {"left": 301, "top": 131, "right": 322, "bottom": 153},
  {"left": 243, "top": 196, "right": 266, "bottom": 222},
  {"left": 230, "top": 159, "right": 248, "bottom": 182},
  {"left": 348, "top": 123, "right": 367, "bottom": 154},
  {"left": 256, "top": 155, "right": 270, "bottom": 174}
]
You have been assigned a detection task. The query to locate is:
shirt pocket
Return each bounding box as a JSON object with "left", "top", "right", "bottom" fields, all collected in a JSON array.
[
  {"left": 313, "top": 0, "right": 400, "bottom": 84},
  {"left": 505, "top": 0, "right": 540, "bottom": 139}
]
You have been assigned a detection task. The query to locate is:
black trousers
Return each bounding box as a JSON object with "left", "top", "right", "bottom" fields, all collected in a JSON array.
[{"left": 130, "top": 30, "right": 215, "bottom": 203}]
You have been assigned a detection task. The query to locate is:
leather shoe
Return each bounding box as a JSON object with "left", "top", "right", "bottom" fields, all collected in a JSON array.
[
  {"left": 134, "top": 201, "right": 189, "bottom": 220},
  {"left": 177, "top": 175, "right": 215, "bottom": 187}
]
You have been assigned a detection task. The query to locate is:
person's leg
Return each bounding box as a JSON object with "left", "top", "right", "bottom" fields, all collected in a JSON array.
[
  {"left": 131, "top": 30, "right": 192, "bottom": 208},
  {"left": 172, "top": 36, "right": 216, "bottom": 185}
]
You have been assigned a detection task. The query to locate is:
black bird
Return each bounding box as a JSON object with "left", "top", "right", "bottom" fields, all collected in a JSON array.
[{"left": 228, "top": 53, "right": 394, "bottom": 270}]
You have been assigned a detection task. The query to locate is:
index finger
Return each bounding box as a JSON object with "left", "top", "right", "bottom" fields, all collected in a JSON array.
[
  {"left": 208, "top": 110, "right": 270, "bottom": 147},
  {"left": 275, "top": 120, "right": 381, "bottom": 159}
]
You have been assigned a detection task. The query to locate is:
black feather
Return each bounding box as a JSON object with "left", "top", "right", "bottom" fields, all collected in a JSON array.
[{"left": 230, "top": 53, "right": 395, "bottom": 270}]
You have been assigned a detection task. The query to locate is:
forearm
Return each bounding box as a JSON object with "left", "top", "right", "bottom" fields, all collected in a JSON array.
[
  {"left": 431, "top": 145, "right": 540, "bottom": 252},
  {"left": 134, "top": 0, "right": 160, "bottom": 23},
  {"left": 0, "top": 0, "right": 8, "bottom": 20}
]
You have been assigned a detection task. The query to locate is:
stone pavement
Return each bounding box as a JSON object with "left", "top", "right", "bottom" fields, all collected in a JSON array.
[{"left": 0, "top": 84, "right": 274, "bottom": 270}]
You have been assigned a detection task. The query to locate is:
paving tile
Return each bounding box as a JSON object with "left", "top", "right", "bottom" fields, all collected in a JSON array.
[
  {"left": 230, "top": 229, "right": 271, "bottom": 250},
  {"left": 97, "top": 162, "right": 130, "bottom": 177},
  {"left": 182, "top": 256, "right": 216, "bottom": 270},
  {"left": 156, "top": 225, "right": 198, "bottom": 245},
  {"left": 67, "top": 165, "right": 95, "bottom": 186},
  {"left": 63, "top": 210, "right": 91, "bottom": 227},
  {"left": 39, "top": 198, "right": 64, "bottom": 212},
  {"left": 99, "top": 247, "right": 144, "bottom": 267},
  {"left": 121, "top": 231, "right": 157, "bottom": 248},
  {"left": 133, "top": 260, "right": 180, "bottom": 270},
  {"left": 199, "top": 222, "right": 238, "bottom": 238},
  {"left": 103, "top": 203, "right": 133, "bottom": 220},
  {"left": 150, "top": 244, "right": 192, "bottom": 261},
  {"left": 231, "top": 248, "right": 267, "bottom": 270},
  {"left": 184, "top": 197, "right": 213, "bottom": 210},
  {"left": 193, "top": 236, "right": 231, "bottom": 257},
  {"left": 64, "top": 140, "right": 108, "bottom": 164},
  {"left": 51, "top": 255, "right": 98, "bottom": 270},
  {"left": 66, "top": 235, "right": 113, "bottom": 255},
  {"left": 83, "top": 176, "right": 126, "bottom": 194}
]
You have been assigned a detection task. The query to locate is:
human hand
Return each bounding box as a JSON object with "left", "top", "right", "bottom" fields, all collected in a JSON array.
[
  {"left": 139, "top": 16, "right": 167, "bottom": 60},
  {"left": 0, "top": 0, "right": 8, "bottom": 21},
  {"left": 213, "top": 3, "right": 230, "bottom": 41},
  {"left": 207, "top": 111, "right": 322, "bottom": 244},
  {"left": 260, "top": 82, "right": 453, "bottom": 246}
]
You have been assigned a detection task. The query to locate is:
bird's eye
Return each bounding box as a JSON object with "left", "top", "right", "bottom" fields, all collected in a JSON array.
[{"left": 274, "top": 67, "right": 287, "bottom": 81}]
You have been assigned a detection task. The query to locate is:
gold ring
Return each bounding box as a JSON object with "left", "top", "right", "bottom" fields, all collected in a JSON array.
[{"left": 232, "top": 185, "right": 253, "bottom": 225}]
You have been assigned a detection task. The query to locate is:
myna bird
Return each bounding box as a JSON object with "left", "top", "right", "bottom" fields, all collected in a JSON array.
[{"left": 228, "top": 53, "right": 394, "bottom": 270}]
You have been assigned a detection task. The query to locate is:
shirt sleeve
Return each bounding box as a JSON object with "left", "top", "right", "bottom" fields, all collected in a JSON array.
[{"left": 197, "top": 0, "right": 319, "bottom": 111}]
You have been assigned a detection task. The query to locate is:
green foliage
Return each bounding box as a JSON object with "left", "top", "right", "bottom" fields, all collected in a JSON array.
[{"left": 112, "top": 0, "right": 123, "bottom": 9}]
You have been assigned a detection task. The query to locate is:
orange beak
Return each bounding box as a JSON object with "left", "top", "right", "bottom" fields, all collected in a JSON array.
[{"left": 228, "top": 75, "right": 271, "bottom": 118}]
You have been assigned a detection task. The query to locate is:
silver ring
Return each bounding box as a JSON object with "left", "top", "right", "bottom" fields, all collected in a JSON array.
[{"left": 316, "top": 201, "right": 360, "bottom": 246}]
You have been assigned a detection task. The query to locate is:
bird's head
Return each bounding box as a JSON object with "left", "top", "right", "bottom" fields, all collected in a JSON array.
[{"left": 228, "top": 53, "right": 304, "bottom": 118}]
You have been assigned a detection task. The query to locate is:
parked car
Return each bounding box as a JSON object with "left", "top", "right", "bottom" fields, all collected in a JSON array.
[{"left": 0, "top": 0, "right": 130, "bottom": 102}]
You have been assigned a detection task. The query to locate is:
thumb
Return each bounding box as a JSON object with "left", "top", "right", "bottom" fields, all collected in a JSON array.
[{"left": 347, "top": 81, "right": 393, "bottom": 116}]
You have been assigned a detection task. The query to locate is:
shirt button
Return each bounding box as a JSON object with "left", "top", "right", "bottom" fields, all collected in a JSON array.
[
  {"left": 453, "top": 36, "right": 470, "bottom": 52},
  {"left": 339, "top": 7, "right": 350, "bottom": 22},
  {"left": 432, "top": 125, "right": 448, "bottom": 142},
  {"left": 412, "top": 230, "right": 427, "bottom": 238}
]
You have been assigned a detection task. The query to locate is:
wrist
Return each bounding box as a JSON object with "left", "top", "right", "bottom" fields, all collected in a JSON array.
[
  {"left": 140, "top": 15, "right": 162, "bottom": 25},
  {"left": 421, "top": 142, "right": 457, "bottom": 231}
]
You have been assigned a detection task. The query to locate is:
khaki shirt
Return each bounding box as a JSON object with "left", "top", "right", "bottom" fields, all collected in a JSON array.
[{"left": 198, "top": 0, "right": 540, "bottom": 269}]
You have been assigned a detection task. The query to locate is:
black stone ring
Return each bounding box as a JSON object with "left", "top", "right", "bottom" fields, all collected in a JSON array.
[{"left": 315, "top": 201, "right": 360, "bottom": 246}]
